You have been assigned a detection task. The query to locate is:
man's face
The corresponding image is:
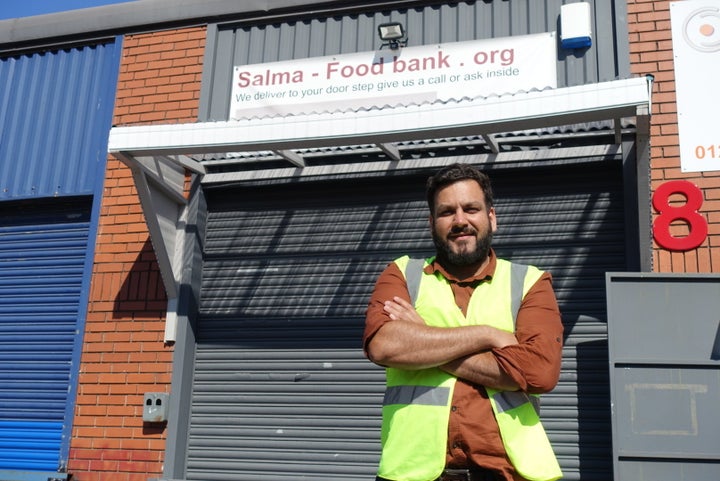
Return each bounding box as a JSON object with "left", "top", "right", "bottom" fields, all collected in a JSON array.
[{"left": 430, "top": 179, "right": 497, "bottom": 267}]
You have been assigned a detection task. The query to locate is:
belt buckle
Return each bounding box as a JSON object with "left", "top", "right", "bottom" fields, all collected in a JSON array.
[{"left": 442, "top": 468, "right": 471, "bottom": 481}]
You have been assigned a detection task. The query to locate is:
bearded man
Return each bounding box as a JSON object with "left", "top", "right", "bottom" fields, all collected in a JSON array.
[{"left": 364, "top": 163, "right": 564, "bottom": 481}]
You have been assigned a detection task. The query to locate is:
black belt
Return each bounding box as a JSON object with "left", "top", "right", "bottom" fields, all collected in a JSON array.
[
  {"left": 438, "top": 468, "right": 498, "bottom": 481},
  {"left": 376, "top": 467, "right": 498, "bottom": 481}
]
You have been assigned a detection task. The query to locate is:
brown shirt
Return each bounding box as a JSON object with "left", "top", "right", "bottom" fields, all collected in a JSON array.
[{"left": 364, "top": 250, "right": 563, "bottom": 481}]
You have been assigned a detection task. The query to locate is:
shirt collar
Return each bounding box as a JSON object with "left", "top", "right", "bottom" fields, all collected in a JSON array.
[{"left": 423, "top": 248, "right": 497, "bottom": 284}]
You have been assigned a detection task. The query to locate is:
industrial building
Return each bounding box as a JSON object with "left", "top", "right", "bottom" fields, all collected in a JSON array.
[{"left": 0, "top": 1, "right": 718, "bottom": 480}]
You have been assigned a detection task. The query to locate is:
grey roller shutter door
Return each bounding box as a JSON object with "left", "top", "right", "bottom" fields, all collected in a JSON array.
[{"left": 189, "top": 159, "right": 624, "bottom": 481}]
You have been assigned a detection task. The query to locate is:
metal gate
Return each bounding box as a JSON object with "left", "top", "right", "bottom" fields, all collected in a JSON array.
[{"left": 188, "top": 159, "right": 626, "bottom": 480}]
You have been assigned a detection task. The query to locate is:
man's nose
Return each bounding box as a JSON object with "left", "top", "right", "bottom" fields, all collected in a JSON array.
[{"left": 452, "top": 208, "right": 468, "bottom": 225}]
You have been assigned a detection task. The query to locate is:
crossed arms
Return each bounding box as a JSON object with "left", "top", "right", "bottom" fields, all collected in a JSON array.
[
  {"left": 363, "top": 263, "right": 563, "bottom": 394},
  {"left": 366, "top": 296, "right": 520, "bottom": 391}
]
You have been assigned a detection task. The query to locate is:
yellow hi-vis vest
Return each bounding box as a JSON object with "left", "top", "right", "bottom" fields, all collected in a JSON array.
[{"left": 377, "top": 256, "right": 562, "bottom": 481}]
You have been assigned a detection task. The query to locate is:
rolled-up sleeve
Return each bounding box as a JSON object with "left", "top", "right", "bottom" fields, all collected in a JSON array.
[
  {"left": 492, "top": 272, "right": 564, "bottom": 394},
  {"left": 363, "top": 262, "right": 409, "bottom": 355}
]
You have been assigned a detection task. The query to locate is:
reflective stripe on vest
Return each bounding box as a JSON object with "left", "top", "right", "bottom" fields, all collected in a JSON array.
[
  {"left": 383, "top": 385, "right": 451, "bottom": 406},
  {"left": 490, "top": 390, "right": 540, "bottom": 415},
  {"left": 377, "top": 256, "right": 562, "bottom": 481}
]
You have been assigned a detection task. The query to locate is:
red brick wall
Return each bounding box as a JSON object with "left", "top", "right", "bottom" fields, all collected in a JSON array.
[
  {"left": 67, "top": 27, "right": 205, "bottom": 481},
  {"left": 627, "top": 0, "right": 720, "bottom": 272}
]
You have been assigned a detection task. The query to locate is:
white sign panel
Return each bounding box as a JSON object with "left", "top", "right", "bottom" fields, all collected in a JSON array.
[
  {"left": 671, "top": 1, "right": 720, "bottom": 172},
  {"left": 230, "top": 33, "right": 557, "bottom": 120}
]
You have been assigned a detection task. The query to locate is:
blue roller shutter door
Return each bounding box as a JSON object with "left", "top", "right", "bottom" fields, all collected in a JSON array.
[{"left": 0, "top": 199, "right": 91, "bottom": 476}]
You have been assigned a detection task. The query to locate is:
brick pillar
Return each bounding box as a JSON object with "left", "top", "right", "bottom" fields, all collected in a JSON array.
[
  {"left": 627, "top": 0, "right": 720, "bottom": 272},
  {"left": 67, "top": 26, "right": 205, "bottom": 481}
]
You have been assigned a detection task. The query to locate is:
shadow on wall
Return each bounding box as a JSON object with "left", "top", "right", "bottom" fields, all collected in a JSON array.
[{"left": 112, "top": 237, "right": 167, "bottom": 318}]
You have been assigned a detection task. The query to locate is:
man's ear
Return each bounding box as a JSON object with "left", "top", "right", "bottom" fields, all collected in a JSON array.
[{"left": 489, "top": 207, "right": 498, "bottom": 233}]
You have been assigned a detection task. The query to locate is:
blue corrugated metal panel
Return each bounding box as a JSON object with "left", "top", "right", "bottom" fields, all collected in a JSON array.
[
  {"left": 0, "top": 199, "right": 91, "bottom": 473},
  {"left": 0, "top": 421, "right": 64, "bottom": 469},
  {"left": 0, "top": 40, "right": 121, "bottom": 200}
]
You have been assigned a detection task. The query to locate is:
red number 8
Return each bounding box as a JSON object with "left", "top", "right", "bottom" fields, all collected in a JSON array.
[{"left": 652, "top": 180, "right": 708, "bottom": 251}]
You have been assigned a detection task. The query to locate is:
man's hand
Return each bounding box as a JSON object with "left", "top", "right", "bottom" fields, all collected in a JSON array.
[
  {"left": 383, "top": 296, "right": 426, "bottom": 324},
  {"left": 485, "top": 326, "right": 519, "bottom": 349}
]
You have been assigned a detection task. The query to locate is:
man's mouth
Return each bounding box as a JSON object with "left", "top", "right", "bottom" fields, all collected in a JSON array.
[{"left": 449, "top": 230, "right": 476, "bottom": 241}]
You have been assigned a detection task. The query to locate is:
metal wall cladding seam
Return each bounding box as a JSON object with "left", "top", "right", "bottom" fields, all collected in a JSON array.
[
  {"left": 0, "top": 199, "right": 91, "bottom": 472},
  {"left": 202, "top": 0, "right": 628, "bottom": 121},
  {"left": 0, "top": 40, "right": 121, "bottom": 200},
  {"left": 189, "top": 158, "right": 625, "bottom": 481}
]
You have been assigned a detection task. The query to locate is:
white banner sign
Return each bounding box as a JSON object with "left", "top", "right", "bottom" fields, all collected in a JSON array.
[
  {"left": 230, "top": 33, "right": 557, "bottom": 120},
  {"left": 671, "top": 0, "right": 720, "bottom": 172}
]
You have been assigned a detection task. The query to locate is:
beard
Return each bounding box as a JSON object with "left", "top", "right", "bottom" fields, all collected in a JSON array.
[{"left": 432, "top": 224, "right": 493, "bottom": 267}]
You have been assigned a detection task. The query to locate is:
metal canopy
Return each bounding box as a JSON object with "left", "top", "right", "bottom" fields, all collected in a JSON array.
[
  {"left": 110, "top": 76, "right": 652, "bottom": 161},
  {"left": 107, "top": 76, "right": 652, "bottom": 340}
]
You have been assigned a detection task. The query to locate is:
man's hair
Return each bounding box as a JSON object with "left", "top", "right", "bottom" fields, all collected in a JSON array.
[{"left": 426, "top": 163, "right": 494, "bottom": 214}]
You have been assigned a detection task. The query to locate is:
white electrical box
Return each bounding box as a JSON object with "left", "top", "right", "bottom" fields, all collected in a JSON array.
[
  {"left": 561, "top": 2, "right": 592, "bottom": 49},
  {"left": 143, "top": 392, "right": 169, "bottom": 423}
]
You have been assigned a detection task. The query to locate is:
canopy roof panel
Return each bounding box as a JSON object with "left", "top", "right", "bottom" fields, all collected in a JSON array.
[{"left": 109, "top": 77, "right": 653, "bottom": 169}]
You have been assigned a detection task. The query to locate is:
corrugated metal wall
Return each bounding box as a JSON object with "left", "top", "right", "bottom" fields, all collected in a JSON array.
[
  {"left": 0, "top": 38, "right": 121, "bottom": 476},
  {"left": 200, "top": 0, "right": 630, "bottom": 121},
  {"left": 0, "top": 40, "right": 121, "bottom": 200}
]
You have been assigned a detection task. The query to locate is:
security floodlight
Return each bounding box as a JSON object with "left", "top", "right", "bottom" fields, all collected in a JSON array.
[{"left": 378, "top": 22, "right": 407, "bottom": 49}]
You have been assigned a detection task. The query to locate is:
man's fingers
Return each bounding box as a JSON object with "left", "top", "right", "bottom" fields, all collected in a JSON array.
[
  {"left": 383, "top": 299, "right": 408, "bottom": 312},
  {"left": 392, "top": 296, "right": 413, "bottom": 307},
  {"left": 383, "top": 297, "right": 426, "bottom": 325}
]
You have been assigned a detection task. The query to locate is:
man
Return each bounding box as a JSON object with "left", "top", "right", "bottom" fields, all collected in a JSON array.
[{"left": 364, "top": 163, "right": 563, "bottom": 481}]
